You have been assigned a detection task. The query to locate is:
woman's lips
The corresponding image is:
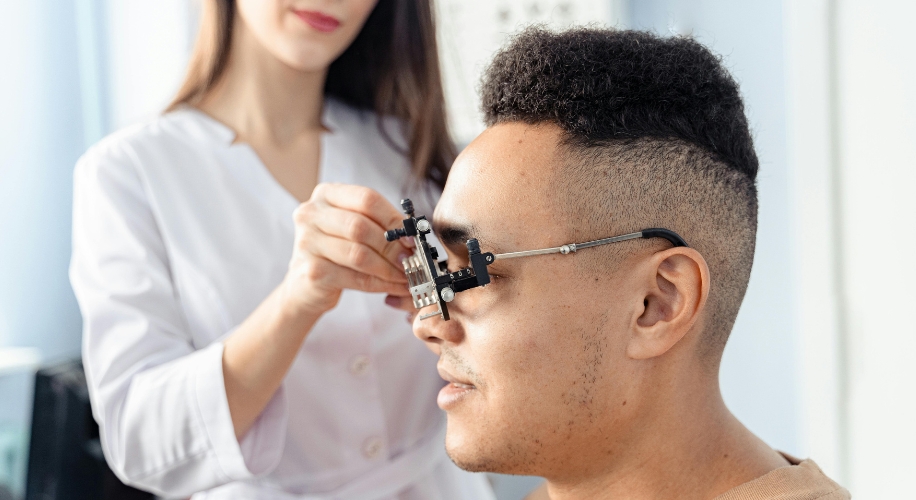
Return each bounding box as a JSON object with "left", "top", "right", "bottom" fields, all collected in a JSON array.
[
  {"left": 293, "top": 10, "right": 340, "bottom": 33},
  {"left": 438, "top": 382, "right": 475, "bottom": 410}
]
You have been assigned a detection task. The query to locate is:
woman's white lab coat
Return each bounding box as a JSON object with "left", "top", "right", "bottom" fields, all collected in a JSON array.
[{"left": 69, "top": 99, "right": 494, "bottom": 499}]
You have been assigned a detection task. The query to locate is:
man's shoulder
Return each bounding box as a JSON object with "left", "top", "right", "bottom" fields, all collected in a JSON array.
[{"left": 714, "top": 453, "right": 850, "bottom": 500}]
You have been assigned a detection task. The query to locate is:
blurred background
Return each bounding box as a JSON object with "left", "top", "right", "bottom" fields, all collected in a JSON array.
[{"left": 0, "top": 0, "right": 914, "bottom": 498}]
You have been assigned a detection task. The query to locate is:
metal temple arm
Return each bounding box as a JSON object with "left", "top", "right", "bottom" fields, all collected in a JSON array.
[{"left": 492, "top": 228, "right": 687, "bottom": 261}]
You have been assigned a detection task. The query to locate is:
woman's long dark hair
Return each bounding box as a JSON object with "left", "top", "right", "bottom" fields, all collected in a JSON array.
[{"left": 167, "top": 0, "right": 454, "bottom": 189}]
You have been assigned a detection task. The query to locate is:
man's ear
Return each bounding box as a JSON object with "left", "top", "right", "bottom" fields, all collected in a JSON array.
[{"left": 627, "top": 248, "right": 710, "bottom": 360}]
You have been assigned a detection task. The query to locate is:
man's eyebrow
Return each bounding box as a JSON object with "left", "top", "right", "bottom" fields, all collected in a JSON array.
[
  {"left": 434, "top": 221, "right": 509, "bottom": 255},
  {"left": 434, "top": 222, "right": 476, "bottom": 248}
]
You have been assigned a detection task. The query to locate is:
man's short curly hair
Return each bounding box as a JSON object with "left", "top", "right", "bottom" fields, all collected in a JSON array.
[{"left": 480, "top": 27, "right": 759, "bottom": 358}]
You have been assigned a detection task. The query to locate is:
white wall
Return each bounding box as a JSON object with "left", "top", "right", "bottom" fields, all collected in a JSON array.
[
  {"left": 104, "top": 0, "right": 196, "bottom": 130},
  {"left": 834, "top": 1, "right": 916, "bottom": 495},
  {"left": 787, "top": 1, "right": 916, "bottom": 495},
  {"left": 784, "top": 0, "right": 845, "bottom": 480}
]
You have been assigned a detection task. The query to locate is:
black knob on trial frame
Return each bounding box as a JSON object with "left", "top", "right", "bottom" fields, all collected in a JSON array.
[
  {"left": 385, "top": 228, "right": 408, "bottom": 242},
  {"left": 385, "top": 199, "right": 418, "bottom": 241},
  {"left": 400, "top": 199, "right": 414, "bottom": 216}
]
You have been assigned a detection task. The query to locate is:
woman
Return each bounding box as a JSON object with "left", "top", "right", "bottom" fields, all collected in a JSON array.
[{"left": 69, "top": 1, "right": 494, "bottom": 498}]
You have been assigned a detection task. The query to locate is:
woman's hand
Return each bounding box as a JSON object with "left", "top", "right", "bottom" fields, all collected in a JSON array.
[
  {"left": 223, "top": 183, "right": 414, "bottom": 439},
  {"left": 281, "top": 183, "right": 413, "bottom": 317}
]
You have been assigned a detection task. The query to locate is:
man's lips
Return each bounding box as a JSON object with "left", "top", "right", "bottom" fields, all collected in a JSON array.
[
  {"left": 293, "top": 10, "right": 341, "bottom": 33},
  {"left": 437, "top": 365, "right": 476, "bottom": 410},
  {"left": 437, "top": 365, "right": 475, "bottom": 387}
]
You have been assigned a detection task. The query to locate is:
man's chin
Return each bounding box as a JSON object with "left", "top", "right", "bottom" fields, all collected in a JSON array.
[
  {"left": 444, "top": 421, "right": 511, "bottom": 474},
  {"left": 445, "top": 442, "right": 504, "bottom": 473}
]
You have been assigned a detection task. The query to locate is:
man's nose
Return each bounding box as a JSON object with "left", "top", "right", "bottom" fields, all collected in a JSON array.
[{"left": 413, "top": 310, "right": 464, "bottom": 346}]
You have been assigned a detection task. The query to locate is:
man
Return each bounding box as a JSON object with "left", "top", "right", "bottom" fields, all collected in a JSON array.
[{"left": 412, "top": 28, "right": 849, "bottom": 499}]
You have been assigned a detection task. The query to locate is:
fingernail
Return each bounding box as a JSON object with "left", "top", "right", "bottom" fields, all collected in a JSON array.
[
  {"left": 385, "top": 296, "right": 400, "bottom": 308},
  {"left": 397, "top": 252, "right": 411, "bottom": 263},
  {"left": 406, "top": 313, "right": 415, "bottom": 324}
]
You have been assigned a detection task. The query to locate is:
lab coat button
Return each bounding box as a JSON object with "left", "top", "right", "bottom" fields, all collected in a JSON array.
[
  {"left": 362, "top": 437, "right": 383, "bottom": 459},
  {"left": 349, "top": 354, "right": 371, "bottom": 376}
]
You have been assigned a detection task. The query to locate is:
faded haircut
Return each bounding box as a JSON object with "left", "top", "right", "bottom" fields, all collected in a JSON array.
[{"left": 479, "top": 27, "right": 758, "bottom": 357}]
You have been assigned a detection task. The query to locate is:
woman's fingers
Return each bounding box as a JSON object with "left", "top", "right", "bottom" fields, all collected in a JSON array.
[
  {"left": 294, "top": 256, "right": 410, "bottom": 298},
  {"left": 385, "top": 295, "right": 418, "bottom": 323},
  {"left": 326, "top": 263, "right": 412, "bottom": 297},
  {"left": 312, "top": 183, "right": 412, "bottom": 247},
  {"left": 284, "top": 184, "right": 418, "bottom": 314},
  {"left": 384, "top": 295, "right": 416, "bottom": 312},
  {"left": 306, "top": 231, "right": 408, "bottom": 285},
  {"left": 310, "top": 205, "right": 407, "bottom": 268}
]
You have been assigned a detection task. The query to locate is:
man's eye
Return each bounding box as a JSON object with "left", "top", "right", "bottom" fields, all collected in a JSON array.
[{"left": 445, "top": 264, "right": 469, "bottom": 274}]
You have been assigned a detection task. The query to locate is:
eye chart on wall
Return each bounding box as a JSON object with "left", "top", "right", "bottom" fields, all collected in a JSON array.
[{"left": 435, "top": 0, "right": 625, "bottom": 145}]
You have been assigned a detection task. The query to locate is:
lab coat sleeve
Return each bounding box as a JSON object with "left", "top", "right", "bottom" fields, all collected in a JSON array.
[{"left": 69, "top": 141, "right": 288, "bottom": 497}]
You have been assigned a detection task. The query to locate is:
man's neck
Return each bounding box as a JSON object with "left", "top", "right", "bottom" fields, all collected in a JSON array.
[{"left": 545, "top": 381, "right": 789, "bottom": 500}]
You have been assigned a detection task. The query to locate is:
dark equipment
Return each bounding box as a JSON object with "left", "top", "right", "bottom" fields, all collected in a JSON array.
[{"left": 25, "top": 360, "right": 152, "bottom": 500}]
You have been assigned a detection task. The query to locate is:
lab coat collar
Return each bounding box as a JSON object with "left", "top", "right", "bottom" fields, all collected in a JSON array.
[{"left": 177, "top": 98, "right": 341, "bottom": 147}]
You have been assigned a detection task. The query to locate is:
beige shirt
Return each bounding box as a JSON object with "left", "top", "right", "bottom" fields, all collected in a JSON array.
[{"left": 715, "top": 453, "right": 850, "bottom": 499}]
